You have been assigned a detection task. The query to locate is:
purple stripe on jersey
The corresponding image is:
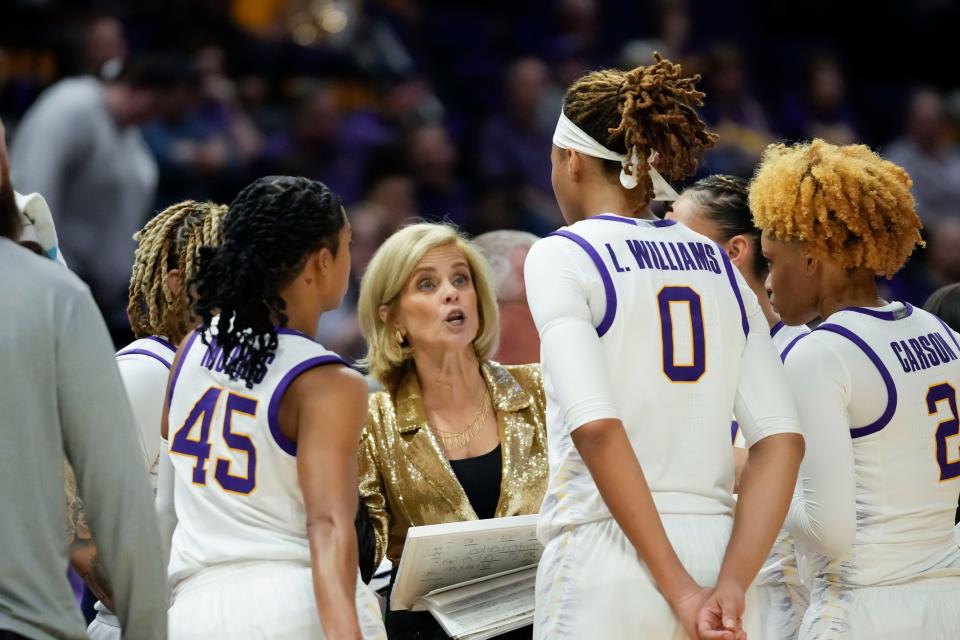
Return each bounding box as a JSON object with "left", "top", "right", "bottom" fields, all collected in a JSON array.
[
  {"left": 267, "top": 355, "right": 348, "bottom": 456},
  {"left": 816, "top": 322, "right": 897, "bottom": 439},
  {"left": 276, "top": 326, "right": 313, "bottom": 339},
  {"left": 779, "top": 332, "right": 809, "bottom": 362},
  {"left": 841, "top": 302, "right": 913, "bottom": 321},
  {"left": 549, "top": 229, "right": 618, "bottom": 337},
  {"left": 731, "top": 420, "right": 739, "bottom": 444},
  {"left": 770, "top": 320, "right": 785, "bottom": 338},
  {"left": 168, "top": 331, "right": 200, "bottom": 406},
  {"left": 116, "top": 348, "right": 172, "bottom": 370},
  {"left": 651, "top": 219, "right": 677, "bottom": 228},
  {"left": 591, "top": 214, "right": 639, "bottom": 226},
  {"left": 936, "top": 317, "right": 960, "bottom": 352},
  {"left": 717, "top": 245, "right": 749, "bottom": 338},
  {"left": 146, "top": 335, "right": 176, "bottom": 353}
]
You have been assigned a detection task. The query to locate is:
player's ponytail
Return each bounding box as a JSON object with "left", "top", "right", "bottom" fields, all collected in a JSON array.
[
  {"left": 563, "top": 53, "right": 717, "bottom": 205},
  {"left": 683, "top": 175, "right": 766, "bottom": 280},
  {"left": 191, "top": 176, "right": 346, "bottom": 388}
]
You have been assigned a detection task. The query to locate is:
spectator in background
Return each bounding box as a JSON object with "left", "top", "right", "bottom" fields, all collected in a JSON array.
[
  {"left": 479, "top": 58, "right": 557, "bottom": 224},
  {"left": 780, "top": 53, "right": 859, "bottom": 145},
  {"left": 474, "top": 230, "right": 541, "bottom": 365},
  {"left": 143, "top": 43, "right": 262, "bottom": 209},
  {"left": 82, "top": 14, "right": 128, "bottom": 76},
  {"left": 886, "top": 217, "right": 960, "bottom": 306},
  {"left": 406, "top": 121, "right": 467, "bottom": 223},
  {"left": 699, "top": 44, "right": 772, "bottom": 177},
  {"left": 886, "top": 89, "right": 960, "bottom": 225},
  {"left": 0, "top": 117, "right": 167, "bottom": 640},
  {"left": 258, "top": 85, "right": 368, "bottom": 203},
  {"left": 10, "top": 54, "right": 192, "bottom": 336}
]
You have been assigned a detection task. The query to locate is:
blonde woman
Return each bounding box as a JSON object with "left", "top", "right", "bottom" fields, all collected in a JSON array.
[{"left": 358, "top": 223, "right": 548, "bottom": 639}]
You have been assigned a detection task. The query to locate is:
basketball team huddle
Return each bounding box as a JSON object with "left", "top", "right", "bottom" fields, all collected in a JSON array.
[{"left": 5, "top": 54, "right": 960, "bottom": 640}]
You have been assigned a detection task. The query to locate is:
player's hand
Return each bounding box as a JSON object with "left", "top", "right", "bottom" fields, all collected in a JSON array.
[
  {"left": 696, "top": 581, "right": 747, "bottom": 640},
  {"left": 669, "top": 583, "right": 712, "bottom": 640}
]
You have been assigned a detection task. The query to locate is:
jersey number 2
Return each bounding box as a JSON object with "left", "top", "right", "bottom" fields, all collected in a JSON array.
[
  {"left": 171, "top": 386, "right": 258, "bottom": 494},
  {"left": 657, "top": 286, "right": 706, "bottom": 382},
  {"left": 926, "top": 383, "right": 960, "bottom": 481}
]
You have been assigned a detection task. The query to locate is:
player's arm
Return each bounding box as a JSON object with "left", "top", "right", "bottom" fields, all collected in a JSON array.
[
  {"left": 287, "top": 364, "right": 367, "bottom": 640},
  {"left": 525, "top": 239, "right": 712, "bottom": 639},
  {"left": 698, "top": 287, "right": 804, "bottom": 639},
  {"left": 781, "top": 337, "right": 857, "bottom": 557}
]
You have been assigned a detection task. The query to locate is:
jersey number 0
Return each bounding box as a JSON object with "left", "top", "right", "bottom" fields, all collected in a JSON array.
[{"left": 657, "top": 286, "right": 706, "bottom": 383}]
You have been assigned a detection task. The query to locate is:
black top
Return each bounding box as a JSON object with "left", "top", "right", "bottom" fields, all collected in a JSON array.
[{"left": 449, "top": 444, "right": 503, "bottom": 520}]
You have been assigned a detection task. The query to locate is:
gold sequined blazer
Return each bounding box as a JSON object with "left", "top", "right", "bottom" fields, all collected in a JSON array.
[{"left": 358, "top": 361, "right": 548, "bottom": 565}]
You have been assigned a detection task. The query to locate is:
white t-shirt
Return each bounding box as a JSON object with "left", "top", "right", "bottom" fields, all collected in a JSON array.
[
  {"left": 784, "top": 302, "right": 960, "bottom": 587},
  {"left": 525, "top": 214, "right": 801, "bottom": 543}
]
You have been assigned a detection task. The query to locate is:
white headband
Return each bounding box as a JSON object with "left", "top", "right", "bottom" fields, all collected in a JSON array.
[
  {"left": 16, "top": 191, "right": 67, "bottom": 266},
  {"left": 553, "top": 110, "right": 679, "bottom": 201}
]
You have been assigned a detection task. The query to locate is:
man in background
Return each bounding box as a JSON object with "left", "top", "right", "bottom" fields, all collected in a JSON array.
[
  {"left": 0, "top": 118, "right": 166, "bottom": 639},
  {"left": 475, "top": 230, "right": 541, "bottom": 365},
  {"left": 10, "top": 54, "right": 194, "bottom": 336}
]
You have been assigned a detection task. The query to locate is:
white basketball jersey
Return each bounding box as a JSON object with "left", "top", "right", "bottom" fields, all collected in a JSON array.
[
  {"left": 533, "top": 215, "right": 797, "bottom": 540},
  {"left": 793, "top": 304, "right": 960, "bottom": 586},
  {"left": 166, "top": 325, "right": 346, "bottom": 589},
  {"left": 116, "top": 336, "right": 177, "bottom": 489}
]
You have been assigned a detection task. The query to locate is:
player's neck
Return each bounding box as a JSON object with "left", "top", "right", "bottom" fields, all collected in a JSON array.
[
  {"left": 817, "top": 268, "right": 886, "bottom": 320},
  {"left": 578, "top": 186, "right": 654, "bottom": 221}
]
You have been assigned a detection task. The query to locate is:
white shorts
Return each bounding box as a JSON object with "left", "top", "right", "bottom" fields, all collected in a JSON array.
[
  {"left": 86, "top": 602, "right": 120, "bottom": 640},
  {"left": 752, "top": 531, "right": 809, "bottom": 640},
  {"left": 168, "top": 561, "right": 386, "bottom": 639},
  {"left": 533, "top": 515, "right": 760, "bottom": 640},
  {"left": 800, "top": 575, "right": 960, "bottom": 640}
]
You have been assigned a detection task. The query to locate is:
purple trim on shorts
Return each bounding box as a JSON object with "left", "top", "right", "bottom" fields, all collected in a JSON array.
[
  {"left": 146, "top": 335, "right": 176, "bottom": 353},
  {"left": 267, "top": 355, "right": 348, "bottom": 456},
  {"left": 935, "top": 317, "right": 960, "bottom": 352},
  {"left": 770, "top": 320, "right": 785, "bottom": 338},
  {"left": 717, "top": 246, "right": 749, "bottom": 338},
  {"left": 591, "top": 214, "right": 639, "bottom": 226},
  {"left": 816, "top": 322, "right": 897, "bottom": 438},
  {"left": 116, "top": 348, "right": 172, "bottom": 370},
  {"left": 167, "top": 331, "right": 199, "bottom": 406},
  {"left": 779, "top": 333, "right": 809, "bottom": 362},
  {"left": 841, "top": 302, "right": 913, "bottom": 321},
  {"left": 549, "top": 229, "right": 617, "bottom": 337},
  {"left": 731, "top": 420, "right": 739, "bottom": 444}
]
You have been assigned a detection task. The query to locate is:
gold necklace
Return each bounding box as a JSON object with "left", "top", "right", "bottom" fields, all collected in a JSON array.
[{"left": 430, "top": 391, "right": 491, "bottom": 450}]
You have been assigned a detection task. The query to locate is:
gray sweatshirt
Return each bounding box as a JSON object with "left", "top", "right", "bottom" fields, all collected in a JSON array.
[{"left": 0, "top": 239, "right": 166, "bottom": 639}]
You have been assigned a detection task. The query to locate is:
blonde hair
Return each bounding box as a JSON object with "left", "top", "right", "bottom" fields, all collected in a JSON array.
[
  {"left": 127, "top": 200, "right": 227, "bottom": 341},
  {"left": 749, "top": 139, "right": 923, "bottom": 277},
  {"left": 358, "top": 223, "right": 500, "bottom": 390}
]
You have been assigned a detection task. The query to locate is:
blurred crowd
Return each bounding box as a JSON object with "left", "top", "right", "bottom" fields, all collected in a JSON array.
[{"left": 2, "top": 0, "right": 959, "bottom": 361}]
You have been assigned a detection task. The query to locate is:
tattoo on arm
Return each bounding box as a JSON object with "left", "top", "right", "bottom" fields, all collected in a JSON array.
[{"left": 64, "top": 461, "right": 113, "bottom": 609}]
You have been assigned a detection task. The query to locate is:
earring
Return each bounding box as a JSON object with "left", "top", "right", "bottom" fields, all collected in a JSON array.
[{"left": 395, "top": 330, "right": 405, "bottom": 345}]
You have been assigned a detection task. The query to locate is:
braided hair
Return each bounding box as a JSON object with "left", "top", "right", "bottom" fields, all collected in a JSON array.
[
  {"left": 192, "top": 176, "right": 345, "bottom": 389},
  {"left": 563, "top": 53, "right": 718, "bottom": 205},
  {"left": 683, "top": 175, "right": 766, "bottom": 280},
  {"left": 127, "top": 201, "right": 227, "bottom": 342}
]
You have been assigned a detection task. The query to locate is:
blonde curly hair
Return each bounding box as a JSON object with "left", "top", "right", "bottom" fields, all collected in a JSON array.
[
  {"left": 127, "top": 200, "right": 227, "bottom": 341},
  {"left": 749, "top": 139, "right": 923, "bottom": 277}
]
